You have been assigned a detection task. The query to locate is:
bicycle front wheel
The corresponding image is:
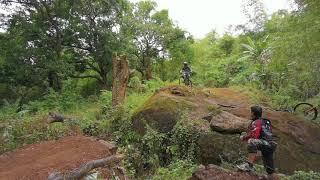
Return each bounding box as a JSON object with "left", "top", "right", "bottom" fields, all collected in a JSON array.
[{"left": 294, "top": 103, "right": 318, "bottom": 120}]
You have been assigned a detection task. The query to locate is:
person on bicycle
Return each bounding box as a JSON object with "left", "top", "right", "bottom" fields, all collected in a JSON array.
[
  {"left": 237, "top": 106, "right": 277, "bottom": 179},
  {"left": 180, "top": 62, "right": 192, "bottom": 80}
]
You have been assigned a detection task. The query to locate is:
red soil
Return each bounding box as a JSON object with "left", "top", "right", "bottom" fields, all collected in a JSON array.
[{"left": 0, "top": 136, "right": 112, "bottom": 180}]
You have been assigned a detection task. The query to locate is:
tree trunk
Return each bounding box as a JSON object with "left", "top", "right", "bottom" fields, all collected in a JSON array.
[
  {"left": 48, "top": 71, "right": 62, "bottom": 92},
  {"left": 145, "top": 57, "right": 153, "bottom": 80},
  {"left": 112, "top": 55, "right": 129, "bottom": 107}
]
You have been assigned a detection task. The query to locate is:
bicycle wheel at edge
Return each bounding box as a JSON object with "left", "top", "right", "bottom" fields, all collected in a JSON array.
[{"left": 294, "top": 103, "right": 318, "bottom": 120}]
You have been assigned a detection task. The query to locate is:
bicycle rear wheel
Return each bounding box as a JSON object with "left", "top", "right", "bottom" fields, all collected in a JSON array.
[
  {"left": 189, "top": 80, "right": 193, "bottom": 88},
  {"left": 294, "top": 103, "right": 318, "bottom": 120}
]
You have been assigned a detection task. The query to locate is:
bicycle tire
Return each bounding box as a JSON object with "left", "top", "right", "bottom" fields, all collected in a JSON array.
[
  {"left": 189, "top": 80, "right": 193, "bottom": 88},
  {"left": 294, "top": 103, "right": 318, "bottom": 120}
]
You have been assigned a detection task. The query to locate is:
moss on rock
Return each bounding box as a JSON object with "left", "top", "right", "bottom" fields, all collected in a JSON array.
[{"left": 132, "top": 86, "right": 320, "bottom": 174}]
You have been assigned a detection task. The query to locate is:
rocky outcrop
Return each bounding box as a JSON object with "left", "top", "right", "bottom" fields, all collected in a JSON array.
[
  {"left": 189, "top": 164, "right": 286, "bottom": 180},
  {"left": 132, "top": 86, "right": 320, "bottom": 174}
]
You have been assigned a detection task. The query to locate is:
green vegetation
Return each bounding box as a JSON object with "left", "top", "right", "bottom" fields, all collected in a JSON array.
[
  {"left": 153, "top": 160, "right": 197, "bottom": 180},
  {"left": 0, "top": 0, "right": 320, "bottom": 179}
]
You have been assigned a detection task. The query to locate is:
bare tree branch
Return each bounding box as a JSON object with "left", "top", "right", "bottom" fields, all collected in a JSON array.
[{"left": 48, "top": 155, "right": 124, "bottom": 180}]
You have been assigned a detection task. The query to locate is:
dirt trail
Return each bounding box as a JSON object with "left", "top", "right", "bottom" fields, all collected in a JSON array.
[{"left": 0, "top": 136, "right": 113, "bottom": 180}]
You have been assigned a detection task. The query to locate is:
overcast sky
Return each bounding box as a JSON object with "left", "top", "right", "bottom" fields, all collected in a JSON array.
[{"left": 130, "top": 0, "right": 294, "bottom": 38}]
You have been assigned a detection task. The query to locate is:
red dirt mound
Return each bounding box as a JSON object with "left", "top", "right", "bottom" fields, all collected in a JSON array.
[{"left": 0, "top": 136, "right": 113, "bottom": 180}]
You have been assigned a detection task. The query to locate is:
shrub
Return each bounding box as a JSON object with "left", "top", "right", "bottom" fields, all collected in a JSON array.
[
  {"left": 288, "top": 171, "right": 320, "bottom": 180},
  {"left": 153, "top": 160, "right": 197, "bottom": 180},
  {"left": 128, "top": 76, "right": 145, "bottom": 92},
  {"left": 0, "top": 116, "right": 78, "bottom": 153}
]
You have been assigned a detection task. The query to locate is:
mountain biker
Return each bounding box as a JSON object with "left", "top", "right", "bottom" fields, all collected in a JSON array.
[
  {"left": 237, "top": 106, "right": 277, "bottom": 178},
  {"left": 180, "top": 62, "right": 192, "bottom": 80}
]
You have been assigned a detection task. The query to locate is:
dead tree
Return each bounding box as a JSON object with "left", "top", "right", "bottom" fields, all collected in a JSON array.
[
  {"left": 112, "top": 55, "right": 129, "bottom": 107},
  {"left": 48, "top": 155, "right": 124, "bottom": 180}
]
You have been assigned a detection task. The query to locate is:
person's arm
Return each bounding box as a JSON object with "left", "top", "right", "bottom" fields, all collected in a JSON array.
[{"left": 241, "top": 120, "right": 262, "bottom": 141}]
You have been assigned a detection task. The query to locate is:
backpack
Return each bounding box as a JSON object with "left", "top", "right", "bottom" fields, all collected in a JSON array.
[{"left": 259, "top": 118, "right": 273, "bottom": 142}]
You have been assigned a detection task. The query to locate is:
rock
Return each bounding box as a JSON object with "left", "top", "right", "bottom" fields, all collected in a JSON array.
[
  {"left": 197, "top": 131, "right": 246, "bottom": 165},
  {"left": 210, "top": 111, "right": 250, "bottom": 133},
  {"left": 132, "top": 94, "right": 187, "bottom": 134},
  {"left": 189, "top": 164, "right": 262, "bottom": 180},
  {"left": 132, "top": 86, "right": 197, "bottom": 134},
  {"left": 202, "top": 112, "right": 214, "bottom": 122},
  {"left": 132, "top": 86, "right": 320, "bottom": 174}
]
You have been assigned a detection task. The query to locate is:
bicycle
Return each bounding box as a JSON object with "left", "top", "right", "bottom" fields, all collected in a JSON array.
[
  {"left": 294, "top": 102, "right": 318, "bottom": 121},
  {"left": 179, "top": 72, "right": 192, "bottom": 87}
]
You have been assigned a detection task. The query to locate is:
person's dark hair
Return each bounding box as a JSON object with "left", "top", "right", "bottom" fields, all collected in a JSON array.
[{"left": 251, "top": 105, "right": 262, "bottom": 119}]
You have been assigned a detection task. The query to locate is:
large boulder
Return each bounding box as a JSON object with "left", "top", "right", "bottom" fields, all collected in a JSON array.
[
  {"left": 132, "top": 86, "right": 206, "bottom": 134},
  {"left": 132, "top": 86, "right": 320, "bottom": 174},
  {"left": 210, "top": 111, "right": 250, "bottom": 133}
]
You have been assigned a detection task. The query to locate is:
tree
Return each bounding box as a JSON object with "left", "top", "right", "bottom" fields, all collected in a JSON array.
[
  {"left": 218, "top": 34, "right": 235, "bottom": 56},
  {"left": 130, "top": 1, "right": 189, "bottom": 80},
  {"left": 0, "top": 0, "right": 76, "bottom": 92},
  {"left": 240, "top": 0, "right": 267, "bottom": 33},
  {"left": 238, "top": 36, "right": 273, "bottom": 89},
  {"left": 0, "top": 0, "right": 130, "bottom": 90},
  {"left": 63, "top": 0, "right": 129, "bottom": 89},
  {"left": 265, "top": 0, "right": 320, "bottom": 98}
]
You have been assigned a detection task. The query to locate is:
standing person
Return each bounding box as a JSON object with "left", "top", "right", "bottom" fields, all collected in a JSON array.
[{"left": 237, "top": 106, "right": 278, "bottom": 179}]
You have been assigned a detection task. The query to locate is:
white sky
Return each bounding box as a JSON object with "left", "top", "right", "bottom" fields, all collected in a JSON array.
[
  {"left": 1, "top": 0, "right": 295, "bottom": 37},
  {"left": 130, "top": 0, "right": 294, "bottom": 38}
]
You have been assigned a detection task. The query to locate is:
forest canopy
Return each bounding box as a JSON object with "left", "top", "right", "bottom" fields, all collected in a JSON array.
[{"left": 0, "top": 0, "right": 319, "bottom": 109}]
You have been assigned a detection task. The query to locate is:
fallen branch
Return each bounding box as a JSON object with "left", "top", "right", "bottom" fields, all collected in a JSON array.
[
  {"left": 48, "top": 155, "right": 123, "bottom": 180},
  {"left": 47, "top": 112, "right": 66, "bottom": 123},
  {"left": 217, "top": 103, "right": 236, "bottom": 108}
]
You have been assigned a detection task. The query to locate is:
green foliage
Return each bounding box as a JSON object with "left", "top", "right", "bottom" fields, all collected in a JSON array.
[
  {"left": 100, "top": 90, "right": 113, "bottom": 105},
  {"left": 0, "top": 116, "right": 78, "bottom": 154},
  {"left": 128, "top": 76, "right": 146, "bottom": 93},
  {"left": 288, "top": 171, "right": 320, "bottom": 180},
  {"left": 108, "top": 109, "right": 200, "bottom": 178},
  {"left": 219, "top": 34, "right": 235, "bottom": 56},
  {"left": 25, "top": 82, "right": 84, "bottom": 113},
  {"left": 170, "top": 117, "right": 200, "bottom": 162},
  {"left": 153, "top": 160, "right": 197, "bottom": 180},
  {"left": 1, "top": 0, "right": 320, "bottom": 179}
]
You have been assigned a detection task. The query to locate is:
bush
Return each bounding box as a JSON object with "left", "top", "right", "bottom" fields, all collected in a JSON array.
[
  {"left": 115, "top": 113, "right": 201, "bottom": 178},
  {"left": 153, "top": 160, "right": 197, "bottom": 180},
  {"left": 170, "top": 118, "right": 200, "bottom": 162},
  {"left": 24, "top": 81, "right": 85, "bottom": 113},
  {"left": 288, "top": 171, "right": 320, "bottom": 180},
  {"left": 0, "top": 116, "right": 79, "bottom": 153},
  {"left": 128, "top": 76, "right": 145, "bottom": 92}
]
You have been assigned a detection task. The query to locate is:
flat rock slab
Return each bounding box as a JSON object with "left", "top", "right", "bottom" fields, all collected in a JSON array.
[
  {"left": 0, "top": 136, "right": 113, "bottom": 180},
  {"left": 210, "top": 111, "right": 250, "bottom": 133},
  {"left": 189, "top": 165, "right": 265, "bottom": 180}
]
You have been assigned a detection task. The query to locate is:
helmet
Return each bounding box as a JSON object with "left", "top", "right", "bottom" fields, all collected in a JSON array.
[{"left": 183, "top": 62, "right": 188, "bottom": 65}]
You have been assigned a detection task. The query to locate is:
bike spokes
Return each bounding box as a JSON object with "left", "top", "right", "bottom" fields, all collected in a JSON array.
[{"left": 294, "top": 103, "right": 318, "bottom": 120}]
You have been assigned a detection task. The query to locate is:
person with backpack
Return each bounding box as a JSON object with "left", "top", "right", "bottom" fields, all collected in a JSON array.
[{"left": 237, "top": 106, "right": 277, "bottom": 178}]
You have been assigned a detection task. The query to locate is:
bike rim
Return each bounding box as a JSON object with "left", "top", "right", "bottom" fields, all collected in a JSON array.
[{"left": 295, "top": 104, "right": 317, "bottom": 120}]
